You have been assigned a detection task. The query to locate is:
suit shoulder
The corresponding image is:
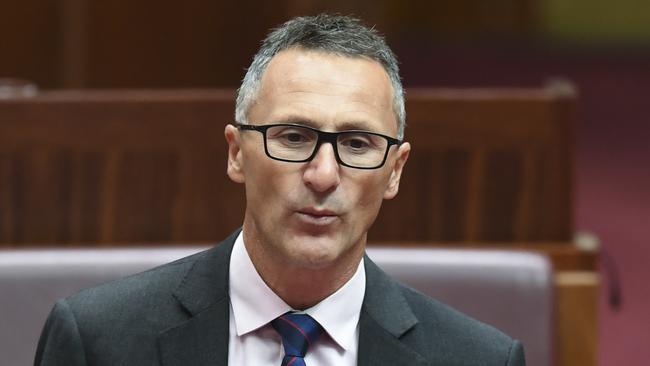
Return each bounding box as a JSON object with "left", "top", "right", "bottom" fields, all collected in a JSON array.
[
  {"left": 36, "top": 248, "right": 214, "bottom": 365},
  {"left": 62, "top": 248, "right": 210, "bottom": 332},
  {"left": 398, "top": 283, "right": 523, "bottom": 365},
  {"left": 400, "top": 283, "right": 512, "bottom": 339},
  {"left": 68, "top": 248, "right": 206, "bottom": 305}
]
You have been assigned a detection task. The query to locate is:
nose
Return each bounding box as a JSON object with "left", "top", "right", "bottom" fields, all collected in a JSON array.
[{"left": 302, "top": 142, "right": 341, "bottom": 193}]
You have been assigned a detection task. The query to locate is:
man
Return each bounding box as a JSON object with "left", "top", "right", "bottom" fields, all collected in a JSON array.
[{"left": 35, "top": 14, "right": 525, "bottom": 365}]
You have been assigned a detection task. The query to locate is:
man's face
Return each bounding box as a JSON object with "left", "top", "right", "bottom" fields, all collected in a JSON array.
[{"left": 225, "top": 48, "right": 410, "bottom": 271}]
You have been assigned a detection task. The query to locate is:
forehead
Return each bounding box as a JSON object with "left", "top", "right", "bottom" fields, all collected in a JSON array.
[{"left": 250, "top": 48, "right": 397, "bottom": 134}]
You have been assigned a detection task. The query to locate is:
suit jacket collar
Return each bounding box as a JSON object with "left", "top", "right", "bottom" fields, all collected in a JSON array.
[
  {"left": 158, "top": 229, "right": 239, "bottom": 366},
  {"left": 358, "top": 255, "right": 428, "bottom": 366},
  {"left": 157, "top": 231, "right": 426, "bottom": 366}
]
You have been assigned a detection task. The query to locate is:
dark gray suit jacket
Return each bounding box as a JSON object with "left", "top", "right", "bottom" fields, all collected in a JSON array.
[{"left": 35, "top": 230, "right": 526, "bottom": 365}]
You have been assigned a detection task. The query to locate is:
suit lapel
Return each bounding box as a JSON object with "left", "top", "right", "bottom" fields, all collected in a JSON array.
[
  {"left": 358, "top": 255, "right": 428, "bottom": 366},
  {"left": 158, "top": 299, "right": 230, "bottom": 366},
  {"left": 158, "top": 230, "right": 239, "bottom": 366},
  {"left": 156, "top": 233, "right": 427, "bottom": 366}
]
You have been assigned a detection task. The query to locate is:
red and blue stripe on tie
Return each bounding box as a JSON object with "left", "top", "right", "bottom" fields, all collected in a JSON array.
[{"left": 271, "top": 312, "right": 324, "bottom": 366}]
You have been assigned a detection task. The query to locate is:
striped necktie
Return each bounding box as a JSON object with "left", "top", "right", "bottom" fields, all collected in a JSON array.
[{"left": 271, "top": 312, "right": 324, "bottom": 366}]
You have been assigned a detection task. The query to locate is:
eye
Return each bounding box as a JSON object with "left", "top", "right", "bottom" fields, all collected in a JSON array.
[
  {"left": 284, "top": 132, "right": 306, "bottom": 143},
  {"left": 268, "top": 126, "right": 316, "bottom": 146},
  {"left": 340, "top": 134, "right": 372, "bottom": 151},
  {"left": 347, "top": 138, "right": 369, "bottom": 149}
]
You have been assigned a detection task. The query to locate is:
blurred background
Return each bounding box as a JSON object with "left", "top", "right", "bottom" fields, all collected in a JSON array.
[{"left": 1, "top": 1, "right": 649, "bottom": 365}]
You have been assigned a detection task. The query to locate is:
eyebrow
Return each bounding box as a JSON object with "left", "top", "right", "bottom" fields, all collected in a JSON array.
[
  {"left": 273, "top": 115, "right": 318, "bottom": 127},
  {"left": 271, "top": 115, "right": 377, "bottom": 132}
]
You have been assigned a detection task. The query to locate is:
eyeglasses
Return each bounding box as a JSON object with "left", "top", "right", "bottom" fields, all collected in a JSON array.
[{"left": 237, "top": 123, "right": 401, "bottom": 169}]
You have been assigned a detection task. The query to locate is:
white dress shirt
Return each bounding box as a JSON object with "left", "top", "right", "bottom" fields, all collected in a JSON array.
[{"left": 227, "top": 231, "right": 366, "bottom": 366}]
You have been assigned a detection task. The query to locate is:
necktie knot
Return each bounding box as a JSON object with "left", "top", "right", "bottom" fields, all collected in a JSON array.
[{"left": 272, "top": 312, "right": 324, "bottom": 365}]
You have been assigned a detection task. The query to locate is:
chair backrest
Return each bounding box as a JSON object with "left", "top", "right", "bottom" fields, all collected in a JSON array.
[
  {"left": 367, "top": 247, "right": 554, "bottom": 366},
  {"left": 0, "top": 246, "right": 553, "bottom": 366}
]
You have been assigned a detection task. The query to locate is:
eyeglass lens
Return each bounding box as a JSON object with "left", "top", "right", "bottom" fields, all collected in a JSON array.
[{"left": 265, "top": 125, "right": 388, "bottom": 168}]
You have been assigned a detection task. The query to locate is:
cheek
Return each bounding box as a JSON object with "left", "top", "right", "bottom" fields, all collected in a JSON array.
[
  {"left": 242, "top": 158, "right": 270, "bottom": 204},
  {"left": 348, "top": 174, "right": 391, "bottom": 219},
  {"left": 243, "top": 160, "right": 297, "bottom": 210}
]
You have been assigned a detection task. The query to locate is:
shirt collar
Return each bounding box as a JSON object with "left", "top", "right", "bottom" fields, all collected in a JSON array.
[{"left": 228, "top": 231, "right": 366, "bottom": 351}]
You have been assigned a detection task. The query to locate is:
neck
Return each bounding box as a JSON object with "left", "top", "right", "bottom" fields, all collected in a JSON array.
[
  {"left": 242, "top": 222, "right": 364, "bottom": 310},
  {"left": 261, "top": 259, "right": 360, "bottom": 310}
]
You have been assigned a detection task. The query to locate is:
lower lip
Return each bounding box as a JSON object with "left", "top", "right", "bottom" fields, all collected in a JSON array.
[{"left": 296, "top": 212, "right": 339, "bottom": 226}]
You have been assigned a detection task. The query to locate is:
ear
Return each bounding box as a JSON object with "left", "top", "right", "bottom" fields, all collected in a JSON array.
[
  {"left": 224, "top": 124, "right": 245, "bottom": 183},
  {"left": 384, "top": 142, "right": 410, "bottom": 200}
]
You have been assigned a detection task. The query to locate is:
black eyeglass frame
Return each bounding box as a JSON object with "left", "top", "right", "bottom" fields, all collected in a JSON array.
[{"left": 237, "top": 123, "right": 402, "bottom": 169}]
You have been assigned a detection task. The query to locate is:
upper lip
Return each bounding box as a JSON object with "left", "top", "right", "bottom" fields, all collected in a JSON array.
[{"left": 298, "top": 207, "right": 338, "bottom": 217}]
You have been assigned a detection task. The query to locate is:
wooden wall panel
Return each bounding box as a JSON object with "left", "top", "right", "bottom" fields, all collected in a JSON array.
[
  {"left": 0, "top": 1, "right": 537, "bottom": 89},
  {"left": 0, "top": 87, "right": 573, "bottom": 246},
  {"left": 0, "top": 90, "right": 244, "bottom": 245},
  {"left": 0, "top": 1, "right": 62, "bottom": 87},
  {"left": 112, "top": 150, "right": 178, "bottom": 242},
  {"left": 374, "top": 88, "right": 574, "bottom": 243},
  {"left": 483, "top": 148, "right": 522, "bottom": 241},
  {"left": 83, "top": 0, "right": 283, "bottom": 88}
]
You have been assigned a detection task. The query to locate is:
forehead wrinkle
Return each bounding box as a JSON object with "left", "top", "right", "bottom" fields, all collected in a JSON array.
[
  {"left": 253, "top": 48, "right": 397, "bottom": 135},
  {"left": 263, "top": 96, "right": 395, "bottom": 133},
  {"left": 258, "top": 97, "right": 396, "bottom": 135},
  {"left": 276, "top": 89, "right": 392, "bottom": 115},
  {"left": 283, "top": 75, "right": 369, "bottom": 92},
  {"left": 260, "top": 50, "right": 393, "bottom": 105},
  {"left": 282, "top": 71, "right": 392, "bottom": 97}
]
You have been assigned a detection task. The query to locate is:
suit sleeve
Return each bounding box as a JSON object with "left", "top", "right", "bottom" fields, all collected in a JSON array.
[
  {"left": 506, "top": 339, "right": 526, "bottom": 366},
  {"left": 34, "top": 299, "right": 88, "bottom": 366}
]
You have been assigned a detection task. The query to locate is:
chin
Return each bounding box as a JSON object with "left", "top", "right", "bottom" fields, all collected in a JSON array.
[
  {"left": 291, "top": 248, "right": 339, "bottom": 270},
  {"left": 286, "top": 234, "right": 356, "bottom": 270}
]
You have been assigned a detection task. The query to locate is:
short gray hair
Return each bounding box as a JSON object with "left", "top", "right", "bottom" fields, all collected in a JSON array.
[{"left": 235, "top": 14, "right": 406, "bottom": 140}]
